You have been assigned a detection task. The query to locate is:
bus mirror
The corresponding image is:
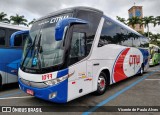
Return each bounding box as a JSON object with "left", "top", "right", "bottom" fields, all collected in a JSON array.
[
  {"left": 10, "top": 30, "right": 29, "bottom": 47},
  {"left": 55, "top": 18, "right": 88, "bottom": 41}
]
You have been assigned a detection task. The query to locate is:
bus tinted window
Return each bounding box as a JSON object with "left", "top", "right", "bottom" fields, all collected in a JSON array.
[
  {"left": 0, "top": 29, "right": 5, "bottom": 45},
  {"left": 69, "top": 32, "right": 86, "bottom": 65},
  {"left": 132, "top": 34, "right": 140, "bottom": 47},
  {"left": 140, "top": 37, "right": 149, "bottom": 48},
  {"left": 22, "top": 33, "right": 29, "bottom": 46},
  {"left": 14, "top": 33, "right": 28, "bottom": 47},
  {"left": 99, "top": 20, "right": 117, "bottom": 46},
  {"left": 14, "top": 34, "right": 22, "bottom": 46},
  {"left": 117, "top": 27, "right": 133, "bottom": 47}
]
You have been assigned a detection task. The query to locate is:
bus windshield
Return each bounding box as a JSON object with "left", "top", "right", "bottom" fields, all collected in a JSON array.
[{"left": 21, "top": 13, "right": 72, "bottom": 69}]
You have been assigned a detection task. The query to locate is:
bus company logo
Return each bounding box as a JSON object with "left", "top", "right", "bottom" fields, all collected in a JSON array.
[
  {"left": 129, "top": 55, "right": 140, "bottom": 66},
  {"left": 50, "top": 15, "right": 69, "bottom": 23}
]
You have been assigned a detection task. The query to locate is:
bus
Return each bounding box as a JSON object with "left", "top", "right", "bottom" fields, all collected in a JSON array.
[
  {"left": 17, "top": 7, "right": 149, "bottom": 103},
  {"left": 149, "top": 44, "right": 160, "bottom": 66},
  {"left": 0, "top": 22, "right": 29, "bottom": 88}
]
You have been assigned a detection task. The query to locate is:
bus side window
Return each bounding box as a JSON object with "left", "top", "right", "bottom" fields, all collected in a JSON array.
[
  {"left": 118, "top": 28, "right": 132, "bottom": 47},
  {"left": 140, "top": 37, "right": 149, "bottom": 48},
  {"left": 98, "top": 19, "right": 117, "bottom": 47},
  {"left": 14, "top": 33, "right": 28, "bottom": 47},
  {"left": 14, "top": 34, "right": 23, "bottom": 46},
  {"left": 0, "top": 29, "right": 6, "bottom": 46},
  {"left": 22, "top": 33, "right": 29, "bottom": 46},
  {"left": 69, "top": 32, "right": 86, "bottom": 65},
  {"left": 132, "top": 34, "right": 141, "bottom": 47}
]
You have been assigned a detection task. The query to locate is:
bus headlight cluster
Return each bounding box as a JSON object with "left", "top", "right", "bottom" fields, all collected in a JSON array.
[{"left": 44, "top": 75, "right": 68, "bottom": 86}]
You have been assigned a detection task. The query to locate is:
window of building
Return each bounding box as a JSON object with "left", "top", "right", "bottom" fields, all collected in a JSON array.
[{"left": 0, "top": 29, "right": 6, "bottom": 45}]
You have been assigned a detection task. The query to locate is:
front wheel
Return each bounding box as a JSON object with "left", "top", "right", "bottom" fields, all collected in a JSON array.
[{"left": 95, "top": 72, "right": 107, "bottom": 95}]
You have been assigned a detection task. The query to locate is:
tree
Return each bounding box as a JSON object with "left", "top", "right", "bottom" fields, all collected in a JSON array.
[
  {"left": 10, "top": 14, "right": 28, "bottom": 26},
  {"left": 127, "top": 16, "right": 141, "bottom": 29},
  {"left": 0, "top": 12, "right": 10, "bottom": 23},
  {"left": 116, "top": 16, "right": 127, "bottom": 25},
  {"left": 28, "top": 18, "right": 36, "bottom": 26},
  {"left": 156, "top": 16, "right": 160, "bottom": 25},
  {"left": 142, "top": 16, "right": 154, "bottom": 37}
]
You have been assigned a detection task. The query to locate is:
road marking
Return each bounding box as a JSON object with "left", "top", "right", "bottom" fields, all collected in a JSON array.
[
  {"left": 0, "top": 96, "right": 33, "bottom": 100},
  {"left": 82, "top": 72, "right": 156, "bottom": 115},
  {"left": 0, "top": 91, "right": 22, "bottom": 98},
  {"left": 145, "top": 79, "right": 160, "bottom": 80}
]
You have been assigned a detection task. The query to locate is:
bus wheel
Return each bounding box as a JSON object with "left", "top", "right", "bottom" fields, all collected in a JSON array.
[
  {"left": 0, "top": 75, "right": 2, "bottom": 90},
  {"left": 140, "top": 65, "right": 144, "bottom": 76},
  {"left": 95, "top": 72, "right": 107, "bottom": 95}
]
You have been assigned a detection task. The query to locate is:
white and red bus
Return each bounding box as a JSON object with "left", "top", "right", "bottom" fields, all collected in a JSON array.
[{"left": 17, "top": 7, "right": 149, "bottom": 103}]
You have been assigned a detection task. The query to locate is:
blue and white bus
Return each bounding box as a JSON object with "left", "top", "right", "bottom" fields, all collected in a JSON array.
[
  {"left": 0, "top": 22, "right": 28, "bottom": 88},
  {"left": 18, "top": 7, "right": 149, "bottom": 103}
]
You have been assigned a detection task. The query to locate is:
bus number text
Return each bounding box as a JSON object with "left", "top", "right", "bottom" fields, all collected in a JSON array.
[{"left": 42, "top": 74, "right": 52, "bottom": 80}]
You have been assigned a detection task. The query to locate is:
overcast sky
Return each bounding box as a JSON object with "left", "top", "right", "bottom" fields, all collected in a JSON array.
[{"left": 0, "top": 0, "right": 159, "bottom": 34}]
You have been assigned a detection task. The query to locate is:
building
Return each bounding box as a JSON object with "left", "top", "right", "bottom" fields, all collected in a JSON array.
[{"left": 128, "top": 6, "right": 144, "bottom": 33}]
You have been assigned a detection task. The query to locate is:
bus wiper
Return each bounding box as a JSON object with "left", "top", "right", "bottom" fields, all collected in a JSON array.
[
  {"left": 21, "top": 35, "right": 37, "bottom": 67},
  {"left": 36, "top": 33, "right": 42, "bottom": 70}
]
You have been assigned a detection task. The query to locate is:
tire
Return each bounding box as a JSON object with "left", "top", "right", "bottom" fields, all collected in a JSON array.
[
  {"left": 0, "top": 75, "right": 2, "bottom": 90},
  {"left": 95, "top": 72, "right": 108, "bottom": 95},
  {"left": 139, "top": 65, "right": 144, "bottom": 76}
]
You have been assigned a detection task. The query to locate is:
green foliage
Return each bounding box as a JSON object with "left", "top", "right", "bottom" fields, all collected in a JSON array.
[
  {"left": 116, "top": 16, "right": 127, "bottom": 25},
  {"left": 127, "top": 16, "right": 141, "bottom": 29},
  {"left": 0, "top": 12, "right": 10, "bottom": 23},
  {"left": 117, "top": 15, "right": 160, "bottom": 37},
  {"left": 143, "top": 32, "right": 160, "bottom": 47},
  {"left": 0, "top": 12, "right": 36, "bottom": 27},
  {"left": 28, "top": 18, "right": 36, "bottom": 26},
  {"left": 10, "top": 14, "right": 28, "bottom": 26}
]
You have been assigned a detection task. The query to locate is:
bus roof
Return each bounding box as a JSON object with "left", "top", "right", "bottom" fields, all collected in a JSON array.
[
  {"left": 103, "top": 15, "right": 143, "bottom": 37},
  {"left": 35, "top": 6, "right": 103, "bottom": 22},
  {"left": 34, "top": 6, "right": 145, "bottom": 38},
  {"left": 0, "top": 22, "right": 29, "bottom": 30}
]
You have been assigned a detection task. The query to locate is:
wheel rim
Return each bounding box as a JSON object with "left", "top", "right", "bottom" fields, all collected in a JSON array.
[{"left": 98, "top": 76, "right": 106, "bottom": 91}]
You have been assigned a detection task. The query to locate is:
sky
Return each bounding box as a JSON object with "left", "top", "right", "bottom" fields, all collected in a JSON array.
[{"left": 0, "top": 0, "right": 159, "bottom": 34}]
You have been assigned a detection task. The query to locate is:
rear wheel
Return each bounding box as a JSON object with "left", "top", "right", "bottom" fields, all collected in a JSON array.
[
  {"left": 139, "top": 65, "right": 144, "bottom": 76},
  {"left": 95, "top": 72, "right": 107, "bottom": 95}
]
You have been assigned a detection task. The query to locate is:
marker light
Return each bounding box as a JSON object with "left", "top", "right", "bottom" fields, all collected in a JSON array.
[
  {"left": 44, "top": 75, "right": 68, "bottom": 86},
  {"left": 49, "top": 92, "right": 57, "bottom": 99}
]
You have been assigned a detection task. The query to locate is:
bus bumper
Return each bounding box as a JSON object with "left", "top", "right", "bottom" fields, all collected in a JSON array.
[{"left": 18, "top": 78, "right": 68, "bottom": 103}]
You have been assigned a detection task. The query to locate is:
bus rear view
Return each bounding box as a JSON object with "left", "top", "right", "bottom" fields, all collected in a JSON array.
[{"left": 18, "top": 7, "right": 149, "bottom": 103}]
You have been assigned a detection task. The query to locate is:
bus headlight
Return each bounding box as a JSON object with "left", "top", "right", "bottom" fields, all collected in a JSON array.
[{"left": 44, "top": 75, "right": 68, "bottom": 86}]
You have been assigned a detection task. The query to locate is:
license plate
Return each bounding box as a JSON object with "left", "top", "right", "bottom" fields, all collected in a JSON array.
[{"left": 26, "top": 89, "right": 34, "bottom": 95}]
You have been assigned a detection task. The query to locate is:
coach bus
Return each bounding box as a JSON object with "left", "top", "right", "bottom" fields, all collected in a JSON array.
[
  {"left": 149, "top": 44, "right": 160, "bottom": 66},
  {"left": 0, "top": 22, "right": 29, "bottom": 88},
  {"left": 17, "top": 7, "right": 149, "bottom": 103}
]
